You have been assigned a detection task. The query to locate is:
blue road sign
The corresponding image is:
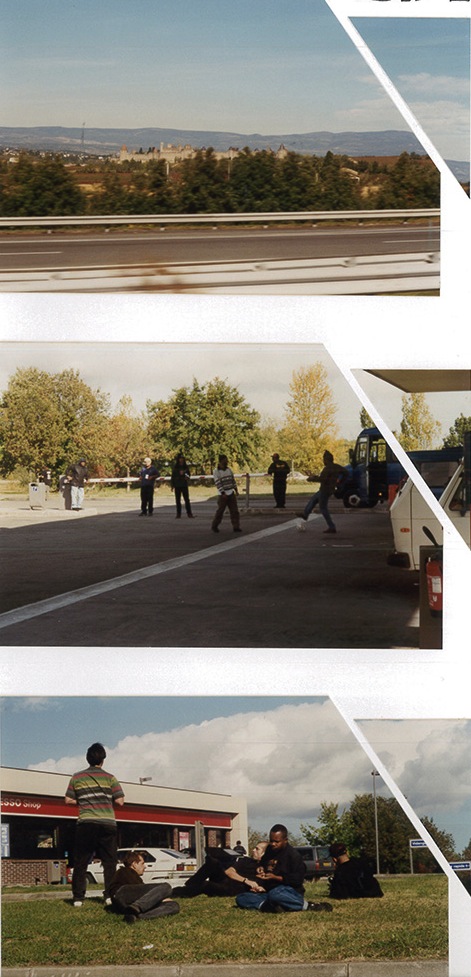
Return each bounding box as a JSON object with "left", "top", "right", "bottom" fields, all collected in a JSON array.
[
  {"left": 449, "top": 861, "right": 471, "bottom": 871},
  {"left": 410, "top": 839, "right": 428, "bottom": 848}
]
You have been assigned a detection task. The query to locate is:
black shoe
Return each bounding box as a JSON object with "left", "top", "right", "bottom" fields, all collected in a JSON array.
[
  {"left": 139, "top": 512, "right": 146, "bottom": 517},
  {"left": 306, "top": 901, "right": 333, "bottom": 912},
  {"left": 211, "top": 526, "right": 219, "bottom": 533},
  {"left": 188, "top": 514, "right": 196, "bottom": 518},
  {"left": 233, "top": 527, "right": 242, "bottom": 532},
  {"left": 124, "top": 913, "right": 136, "bottom": 924}
]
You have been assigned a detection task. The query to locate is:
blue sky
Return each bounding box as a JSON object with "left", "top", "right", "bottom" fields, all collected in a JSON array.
[
  {"left": 1, "top": 1, "right": 468, "bottom": 159},
  {"left": 2, "top": 696, "right": 471, "bottom": 854}
]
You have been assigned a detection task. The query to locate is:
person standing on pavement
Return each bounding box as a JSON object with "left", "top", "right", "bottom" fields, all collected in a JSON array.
[
  {"left": 211, "top": 454, "right": 242, "bottom": 534},
  {"left": 139, "top": 457, "right": 160, "bottom": 517},
  {"left": 299, "top": 450, "right": 346, "bottom": 534},
  {"left": 65, "top": 458, "right": 89, "bottom": 511},
  {"left": 170, "top": 453, "right": 195, "bottom": 519},
  {"left": 65, "top": 742, "right": 124, "bottom": 907},
  {"left": 236, "top": 824, "right": 332, "bottom": 913},
  {"left": 267, "top": 453, "right": 291, "bottom": 509},
  {"left": 109, "top": 850, "right": 180, "bottom": 923}
]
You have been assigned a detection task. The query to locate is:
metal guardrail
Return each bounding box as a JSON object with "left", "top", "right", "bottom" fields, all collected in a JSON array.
[
  {"left": 0, "top": 251, "right": 440, "bottom": 294},
  {"left": 88, "top": 472, "right": 271, "bottom": 511},
  {"left": 0, "top": 208, "right": 440, "bottom": 228}
]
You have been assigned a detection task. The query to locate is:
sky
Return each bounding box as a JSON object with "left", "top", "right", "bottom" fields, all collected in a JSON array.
[
  {"left": 0, "top": 341, "right": 468, "bottom": 445},
  {"left": 0, "top": 0, "right": 468, "bottom": 160},
  {"left": 1, "top": 695, "right": 470, "bottom": 854}
]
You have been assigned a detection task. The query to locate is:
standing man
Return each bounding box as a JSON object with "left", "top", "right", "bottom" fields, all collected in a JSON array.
[
  {"left": 139, "top": 457, "right": 160, "bottom": 517},
  {"left": 211, "top": 454, "right": 242, "bottom": 534},
  {"left": 65, "top": 458, "right": 89, "bottom": 511},
  {"left": 300, "top": 450, "right": 345, "bottom": 534},
  {"left": 170, "top": 453, "right": 195, "bottom": 519},
  {"left": 65, "top": 742, "right": 124, "bottom": 907},
  {"left": 236, "top": 824, "right": 332, "bottom": 913},
  {"left": 267, "top": 454, "right": 291, "bottom": 509}
]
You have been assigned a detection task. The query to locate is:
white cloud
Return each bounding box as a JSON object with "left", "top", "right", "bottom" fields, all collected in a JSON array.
[{"left": 397, "top": 73, "right": 469, "bottom": 101}]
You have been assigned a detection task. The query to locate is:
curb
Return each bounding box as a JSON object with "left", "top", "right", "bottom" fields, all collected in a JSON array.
[{"left": 0, "top": 962, "right": 448, "bottom": 977}]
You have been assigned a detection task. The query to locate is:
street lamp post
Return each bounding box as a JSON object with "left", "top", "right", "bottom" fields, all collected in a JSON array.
[{"left": 371, "top": 771, "right": 380, "bottom": 875}]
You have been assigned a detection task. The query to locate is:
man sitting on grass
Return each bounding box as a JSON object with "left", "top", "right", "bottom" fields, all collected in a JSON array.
[
  {"left": 236, "top": 824, "right": 332, "bottom": 913},
  {"left": 328, "top": 843, "right": 384, "bottom": 900},
  {"left": 109, "top": 850, "right": 180, "bottom": 924}
]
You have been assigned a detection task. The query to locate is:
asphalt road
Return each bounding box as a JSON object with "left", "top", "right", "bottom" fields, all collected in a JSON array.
[
  {"left": 0, "top": 493, "right": 420, "bottom": 648},
  {"left": 0, "top": 223, "right": 439, "bottom": 273}
]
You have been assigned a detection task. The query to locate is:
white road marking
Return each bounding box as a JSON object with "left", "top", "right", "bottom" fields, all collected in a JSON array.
[
  {"left": 0, "top": 519, "right": 303, "bottom": 631},
  {"left": 0, "top": 251, "right": 62, "bottom": 256}
]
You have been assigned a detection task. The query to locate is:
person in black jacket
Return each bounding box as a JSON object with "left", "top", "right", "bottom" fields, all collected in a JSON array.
[
  {"left": 170, "top": 453, "right": 195, "bottom": 519},
  {"left": 267, "top": 454, "right": 291, "bottom": 509},
  {"left": 109, "top": 851, "right": 180, "bottom": 923},
  {"left": 328, "top": 843, "right": 383, "bottom": 899},
  {"left": 138, "top": 457, "right": 161, "bottom": 516},
  {"left": 236, "top": 824, "right": 332, "bottom": 913},
  {"left": 65, "top": 458, "right": 89, "bottom": 511},
  {"left": 172, "top": 842, "right": 269, "bottom": 898}
]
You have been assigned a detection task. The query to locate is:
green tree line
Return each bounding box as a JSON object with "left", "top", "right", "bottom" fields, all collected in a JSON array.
[
  {"left": 0, "top": 149, "right": 440, "bottom": 217},
  {"left": 1, "top": 365, "right": 463, "bottom": 487}
]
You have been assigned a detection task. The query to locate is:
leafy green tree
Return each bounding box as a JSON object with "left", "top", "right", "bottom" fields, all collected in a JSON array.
[
  {"left": 376, "top": 153, "right": 440, "bottom": 208},
  {"left": 103, "top": 395, "right": 149, "bottom": 486},
  {"left": 0, "top": 367, "right": 110, "bottom": 480},
  {"left": 278, "top": 363, "right": 339, "bottom": 472},
  {"left": 360, "top": 407, "right": 375, "bottom": 429},
  {"left": 301, "top": 802, "right": 358, "bottom": 853},
  {"left": 399, "top": 393, "right": 441, "bottom": 451},
  {"left": 1, "top": 153, "right": 85, "bottom": 216},
  {"left": 442, "top": 414, "right": 471, "bottom": 448},
  {"left": 147, "top": 377, "right": 263, "bottom": 471},
  {"left": 88, "top": 166, "right": 128, "bottom": 214},
  {"left": 176, "top": 149, "right": 228, "bottom": 213}
]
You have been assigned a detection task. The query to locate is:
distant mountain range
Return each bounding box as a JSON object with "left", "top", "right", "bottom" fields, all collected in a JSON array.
[{"left": 0, "top": 126, "right": 468, "bottom": 183}]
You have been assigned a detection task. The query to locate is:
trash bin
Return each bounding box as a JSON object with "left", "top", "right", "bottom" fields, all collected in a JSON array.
[
  {"left": 47, "top": 860, "right": 62, "bottom": 883},
  {"left": 29, "top": 482, "right": 48, "bottom": 508}
]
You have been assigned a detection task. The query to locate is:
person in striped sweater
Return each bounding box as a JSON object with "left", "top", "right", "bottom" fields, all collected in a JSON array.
[{"left": 65, "top": 742, "right": 125, "bottom": 907}]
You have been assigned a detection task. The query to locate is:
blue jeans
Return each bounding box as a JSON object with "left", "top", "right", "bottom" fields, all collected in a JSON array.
[
  {"left": 236, "top": 885, "right": 305, "bottom": 912},
  {"left": 71, "top": 485, "right": 84, "bottom": 509},
  {"left": 303, "top": 489, "right": 335, "bottom": 530}
]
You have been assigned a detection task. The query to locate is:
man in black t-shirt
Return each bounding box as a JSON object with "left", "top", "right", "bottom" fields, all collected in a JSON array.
[{"left": 236, "top": 824, "right": 332, "bottom": 913}]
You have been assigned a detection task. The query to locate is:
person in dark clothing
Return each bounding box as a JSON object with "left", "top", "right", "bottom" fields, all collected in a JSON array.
[
  {"left": 170, "top": 454, "right": 195, "bottom": 519},
  {"left": 300, "top": 450, "right": 346, "bottom": 534},
  {"left": 109, "top": 850, "right": 180, "bottom": 923},
  {"left": 172, "top": 842, "right": 268, "bottom": 898},
  {"left": 139, "top": 457, "right": 160, "bottom": 516},
  {"left": 236, "top": 824, "right": 332, "bottom": 913},
  {"left": 233, "top": 840, "right": 247, "bottom": 855},
  {"left": 328, "top": 843, "right": 384, "bottom": 900},
  {"left": 267, "top": 454, "right": 291, "bottom": 508},
  {"left": 65, "top": 458, "right": 89, "bottom": 511}
]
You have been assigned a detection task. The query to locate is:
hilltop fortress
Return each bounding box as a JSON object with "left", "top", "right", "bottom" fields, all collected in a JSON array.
[{"left": 118, "top": 142, "right": 289, "bottom": 165}]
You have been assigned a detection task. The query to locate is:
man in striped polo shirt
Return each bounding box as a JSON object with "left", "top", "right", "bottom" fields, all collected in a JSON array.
[{"left": 65, "top": 742, "right": 125, "bottom": 907}]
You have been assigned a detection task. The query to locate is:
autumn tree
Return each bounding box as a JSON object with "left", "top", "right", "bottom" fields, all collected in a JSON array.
[
  {"left": 0, "top": 367, "right": 110, "bottom": 480},
  {"left": 146, "top": 377, "right": 263, "bottom": 471},
  {"left": 398, "top": 393, "right": 441, "bottom": 451},
  {"left": 360, "top": 407, "right": 375, "bottom": 429},
  {"left": 442, "top": 414, "right": 471, "bottom": 448},
  {"left": 278, "top": 363, "right": 339, "bottom": 472},
  {"left": 104, "top": 395, "right": 149, "bottom": 487}
]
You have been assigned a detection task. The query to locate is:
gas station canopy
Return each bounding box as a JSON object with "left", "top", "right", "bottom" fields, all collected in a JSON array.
[{"left": 366, "top": 370, "right": 471, "bottom": 393}]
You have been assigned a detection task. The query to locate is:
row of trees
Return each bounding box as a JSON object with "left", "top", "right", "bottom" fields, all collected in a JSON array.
[
  {"left": 0, "top": 149, "right": 440, "bottom": 217},
  {"left": 1, "top": 364, "right": 468, "bottom": 486},
  {"left": 250, "top": 794, "right": 468, "bottom": 875}
]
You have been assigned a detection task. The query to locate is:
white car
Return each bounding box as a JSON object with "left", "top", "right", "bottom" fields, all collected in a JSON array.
[
  {"left": 388, "top": 462, "right": 470, "bottom": 570},
  {"left": 85, "top": 847, "right": 197, "bottom": 886}
]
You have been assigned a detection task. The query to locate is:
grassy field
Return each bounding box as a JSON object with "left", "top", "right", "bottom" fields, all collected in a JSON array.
[{"left": 2, "top": 876, "right": 447, "bottom": 968}]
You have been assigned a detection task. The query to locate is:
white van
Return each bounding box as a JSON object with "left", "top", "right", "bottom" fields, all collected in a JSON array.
[{"left": 388, "top": 462, "right": 470, "bottom": 571}]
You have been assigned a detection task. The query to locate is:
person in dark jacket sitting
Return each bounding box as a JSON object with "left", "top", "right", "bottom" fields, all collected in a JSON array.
[
  {"left": 109, "top": 850, "right": 180, "bottom": 923},
  {"left": 236, "top": 824, "right": 332, "bottom": 913},
  {"left": 328, "top": 842, "right": 383, "bottom": 899}
]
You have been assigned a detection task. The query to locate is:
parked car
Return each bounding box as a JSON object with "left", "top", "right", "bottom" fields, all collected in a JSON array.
[
  {"left": 294, "top": 845, "right": 335, "bottom": 880},
  {"left": 69, "top": 847, "right": 197, "bottom": 887}
]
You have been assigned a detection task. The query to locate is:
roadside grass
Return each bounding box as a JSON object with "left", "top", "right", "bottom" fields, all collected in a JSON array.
[{"left": 2, "top": 876, "right": 447, "bottom": 968}]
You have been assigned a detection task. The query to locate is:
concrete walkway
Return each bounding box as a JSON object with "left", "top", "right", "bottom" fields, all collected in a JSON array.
[{"left": 2, "top": 962, "right": 448, "bottom": 977}]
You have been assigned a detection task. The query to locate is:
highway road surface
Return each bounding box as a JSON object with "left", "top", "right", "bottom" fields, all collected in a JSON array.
[{"left": 0, "top": 221, "right": 439, "bottom": 274}]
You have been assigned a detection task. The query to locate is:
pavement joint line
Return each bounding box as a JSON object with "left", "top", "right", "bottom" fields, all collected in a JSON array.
[{"left": 0, "top": 517, "right": 305, "bottom": 632}]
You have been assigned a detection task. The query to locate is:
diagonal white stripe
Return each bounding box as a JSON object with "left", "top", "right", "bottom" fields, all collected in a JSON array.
[{"left": 0, "top": 519, "right": 308, "bottom": 631}]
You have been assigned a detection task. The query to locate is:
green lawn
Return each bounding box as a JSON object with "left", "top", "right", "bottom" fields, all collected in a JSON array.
[{"left": 2, "top": 876, "right": 447, "bottom": 968}]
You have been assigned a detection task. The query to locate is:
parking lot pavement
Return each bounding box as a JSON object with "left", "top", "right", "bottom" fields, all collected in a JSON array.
[{"left": 0, "top": 496, "right": 419, "bottom": 648}]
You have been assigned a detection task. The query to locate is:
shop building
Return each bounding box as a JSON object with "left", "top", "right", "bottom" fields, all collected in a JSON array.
[{"left": 0, "top": 766, "right": 247, "bottom": 885}]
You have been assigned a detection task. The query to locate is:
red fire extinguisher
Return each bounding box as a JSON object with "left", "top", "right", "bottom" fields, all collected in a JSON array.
[{"left": 422, "top": 526, "right": 443, "bottom": 616}]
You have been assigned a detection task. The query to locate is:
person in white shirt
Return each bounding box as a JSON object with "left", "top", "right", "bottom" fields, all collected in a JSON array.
[{"left": 211, "top": 454, "right": 242, "bottom": 534}]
